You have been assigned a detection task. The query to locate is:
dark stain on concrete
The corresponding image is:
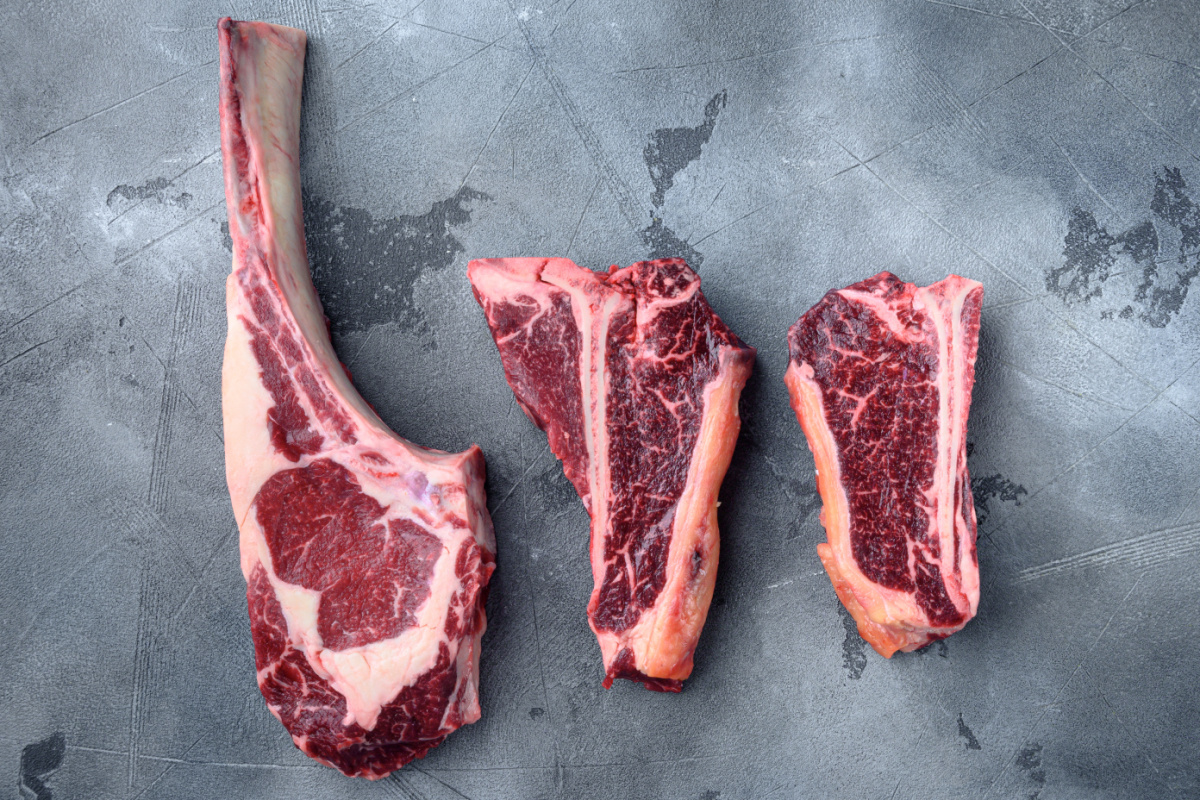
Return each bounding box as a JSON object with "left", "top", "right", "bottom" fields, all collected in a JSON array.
[
  {"left": 957, "top": 713, "right": 982, "bottom": 750},
  {"left": 972, "top": 473, "right": 1027, "bottom": 527},
  {"left": 641, "top": 215, "right": 703, "bottom": 265},
  {"left": 1048, "top": 167, "right": 1199, "bottom": 327},
  {"left": 638, "top": 91, "right": 727, "bottom": 267},
  {"left": 20, "top": 732, "right": 65, "bottom": 800},
  {"left": 1017, "top": 741, "right": 1046, "bottom": 799},
  {"left": 838, "top": 603, "right": 868, "bottom": 679},
  {"left": 107, "top": 177, "right": 192, "bottom": 210},
  {"left": 529, "top": 706, "right": 546, "bottom": 719},
  {"left": 304, "top": 186, "right": 489, "bottom": 335},
  {"left": 219, "top": 220, "right": 232, "bottom": 253},
  {"left": 1050, "top": 207, "right": 1120, "bottom": 303},
  {"left": 1140, "top": 167, "right": 1200, "bottom": 327},
  {"left": 645, "top": 91, "right": 726, "bottom": 209}
]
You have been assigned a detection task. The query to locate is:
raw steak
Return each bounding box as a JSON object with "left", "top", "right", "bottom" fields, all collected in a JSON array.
[
  {"left": 786, "top": 272, "right": 982, "bottom": 657},
  {"left": 219, "top": 19, "right": 495, "bottom": 778},
  {"left": 469, "top": 258, "right": 754, "bottom": 690}
]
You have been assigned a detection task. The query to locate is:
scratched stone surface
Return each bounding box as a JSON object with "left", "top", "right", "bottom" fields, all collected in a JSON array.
[{"left": 2, "top": 0, "right": 1198, "bottom": 797}]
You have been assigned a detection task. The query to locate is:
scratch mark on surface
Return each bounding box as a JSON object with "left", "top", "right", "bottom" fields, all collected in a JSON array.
[
  {"left": 854, "top": 1, "right": 1148, "bottom": 173},
  {"left": 68, "top": 744, "right": 322, "bottom": 771},
  {"left": 984, "top": 575, "right": 1141, "bottom": 798},
  {"left": 459, "top": 62, "right": 536, "bottom": 190},
  {"left": 1080, "top": 663, "right": 1174, "bottom": 794},
  {"left": 345, "top": 325, "right": 379, "bottom": 371},
  {"left": 12, "top": 544, "right": 119, "bottom": 650},
  {"left": 565, "top": 177, "right": 602, "bottom": 257},
  {"left": 1016, "top": 521, "right": 1200, "bottom": 583},
  {"left": 1173, "top": 479, "right": 1200, "bottom": 525},
  {"left": 0, "top": 338, "right": 54, "bottom": 370},
  {"left": 337, "top": 37, "right": 503, "bottom": 133},
  {"left": 335, "top": 18, "right": 405, "bottom": 71},
  {"left": 1088, "top": 38, "right": 1200, "bottom": 75},
  {"left": 509, "top": 0, "right": 641, "bottom": 230},
  {"left": 491, "top": 441, "right": 551, "bottom": 514},
  {"left": 125, "top": 318, "right": 223, "bottom": 447},
  {"left": 128, "top": 572, "right": 152, "bottom": 789},
  {"left": 690, "top": 204, "right": 766, "bottom": 247},
  {"left": 148, "top": 282, "right": 203, "bottom": 514},
  {"left": 170, "top": 525, "right": 238, "bottom": 621},
  {"left": 423, "top": 751, "right": 737, "bottom": 772},
  {"left": 548, "top": 0, "right": 583, "bottom": 38},
  {"left": 127, "top": 736, "right": 204, "bottom": 800},
  {"left": 947, "top": 154, "right": 1034, "bottom": 203},
  {"left": 525, "top": 563, "right": 554, "bottom": 728},
  {"left": 968, "top": 49, "right": 1061, "bottom": 110},
  {"left": 2, "top": 284, "right": 81, "bottom": 338},
  {"left": 1017, "top": 1, "right": 1199, "bottom": 164},
  {"left": 410, "top": 766, "right": 475, "bottom": 799},
  {"left": 922, "top": 0, "right": 1079, "bottom": 36},
  {"left": 613, "top": 34, "right": 893, "bottom": 75},
  {"left": 384, "top": 769, "right": 433, "bottom": 799},
  {"left": 998, "top": 358, "right": 1136, "bottom": 412},
  {"left": 113, "top": 201, "right": 223, "bottom": 267},
  {"left": 408, "top": 19, "right": 506, "bottom": 48},
  {"left": 149, "top": 756, "right": 317, "bottom": 769},
  {"left": 922, "top": 0, "right": 1028, "bottom": 24},
  {"left": 1050, "top": 135, "right": 1120, "bottom": 216},
  {"left": 982, "top": 295, "right": 1037, "bottom": 311},
  {"left": 909, "top": 48, "right": 988, "bottom": 140},
  {"left": 30, "top": 60, "right": 217, "bottom": 145},
  {"left": 988, "top": 353, "right": 1200, "bottom": 532}
]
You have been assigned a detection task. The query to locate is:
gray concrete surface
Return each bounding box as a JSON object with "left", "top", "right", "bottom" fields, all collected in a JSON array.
[{"left": 3, "top": 0, "right": 1199, "bottom": 797}]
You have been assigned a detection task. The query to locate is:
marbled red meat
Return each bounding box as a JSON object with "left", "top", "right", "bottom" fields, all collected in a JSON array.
[
  {"left": 219, "top": 19, "right": 494, "bottom": 778},
  {"left": 785, "top": 272, "right": 982, "bottom": 657},
  {"left": 469, "top": 257, "right": 754, "bottom": 690}
]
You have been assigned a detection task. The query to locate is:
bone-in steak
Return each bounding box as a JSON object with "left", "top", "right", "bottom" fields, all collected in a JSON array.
[
  {"left": 469, "top": 257, "right": 754, "bottom": 690},
  {"left": 785, "top": 272, "right": 983, "bottom": 657},
  {"left": 219, "top": 19, "right": 495, "bottom": 778}
]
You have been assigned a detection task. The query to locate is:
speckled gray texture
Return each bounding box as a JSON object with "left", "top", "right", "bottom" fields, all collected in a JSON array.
[{"left": 2, "top": 1, "right": 1198, "bottom": 798}]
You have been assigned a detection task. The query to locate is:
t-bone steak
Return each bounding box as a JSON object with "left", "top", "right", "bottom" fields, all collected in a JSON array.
[
  {"left": 785, "top": 272, "right": 983, "bottom": 657},
  {"left": 219, "top": 19, "right": 495, "bottom": 778},
  {"left": 469, "top": 257, "right": 754, "bottom": 690}
]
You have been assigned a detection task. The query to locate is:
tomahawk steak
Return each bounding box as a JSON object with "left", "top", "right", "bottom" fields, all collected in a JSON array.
[
  {"left": 786, "top": 272, "right": 982, "bottom": 657},
  {"left": 469, "top": 257, "right": 754, "bottom": 690},
  {"left": 219, "top": 19, "right": 495, "bottom": 778}
]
